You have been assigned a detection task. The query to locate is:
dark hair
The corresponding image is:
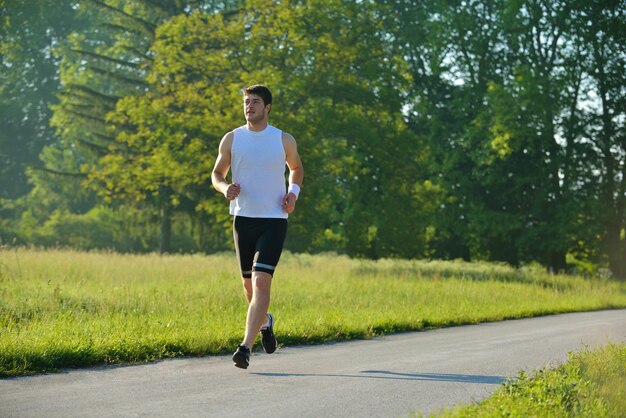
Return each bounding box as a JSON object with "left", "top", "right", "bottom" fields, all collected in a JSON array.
[{"left": 243, "top": 84, "right": 272, "bottom": 107}]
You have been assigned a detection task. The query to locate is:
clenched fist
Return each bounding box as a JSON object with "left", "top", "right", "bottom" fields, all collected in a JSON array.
[
  {"left": 224, "top": 183, "right": 241, "bottom": 200},
  {"left": 281, "top": 192, "right": 297, "bottom": 213}
]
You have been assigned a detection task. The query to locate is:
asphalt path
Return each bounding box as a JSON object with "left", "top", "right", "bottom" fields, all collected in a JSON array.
[{"left": 1, "top": 309, "right": 625, "bottom": 418}]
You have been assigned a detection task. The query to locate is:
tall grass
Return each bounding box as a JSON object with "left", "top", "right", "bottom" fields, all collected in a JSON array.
[
  {"left": 1, "top": 248, "right": 625, "bottom": 377},
  {"left": 427, "top": 343, "right": 626, "bottom": 417}
]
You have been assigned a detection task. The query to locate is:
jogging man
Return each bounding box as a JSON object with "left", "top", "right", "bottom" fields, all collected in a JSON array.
[{"left": 211, "top": 85, "right": 303, "bottom": 369}]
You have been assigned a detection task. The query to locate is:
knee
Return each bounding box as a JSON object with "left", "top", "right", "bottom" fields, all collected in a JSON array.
[{"left": 252, "top": 272, "right": 272, "bottom": 293}]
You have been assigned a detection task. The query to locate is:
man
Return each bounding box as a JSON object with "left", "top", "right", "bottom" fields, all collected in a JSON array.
[{"left": 211, "top": 85, "right": 303, "bottom": 369}]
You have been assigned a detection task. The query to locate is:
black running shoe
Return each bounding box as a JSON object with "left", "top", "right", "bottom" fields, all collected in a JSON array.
[
  {"left": 232, "top": 345, "right": 250, "bottom": 369},
  {"left": 260, "top": 313, "right": 277, "bottom": 354}
]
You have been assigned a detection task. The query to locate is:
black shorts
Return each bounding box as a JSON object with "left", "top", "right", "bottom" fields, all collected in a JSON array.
[{"left": 233, "top": 216, "right": 288, "bottom": 279}]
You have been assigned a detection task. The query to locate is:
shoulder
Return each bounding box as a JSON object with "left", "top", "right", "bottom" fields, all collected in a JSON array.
[
  {"left": 281, "top": 131, "right": 296, "bottom": 145},
  {"left": 222, "top": 130, "right": 234, "bottom": 143},
  {"left": 219, "top": 130, "right": 234, "bottom": 150},
  {"left": 281, "top": 132, "right": 298, "bottom": 157}
]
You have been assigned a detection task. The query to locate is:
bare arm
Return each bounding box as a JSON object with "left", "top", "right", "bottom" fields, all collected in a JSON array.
[
  {"left": 211, "top": 132, "right": 240, "bottom": 200},
  {"left": 283, "top": 132, "right": 303, "bottom": 187},
  {"left": 281, "top": 132, "right": 303, "bottom": 213}
]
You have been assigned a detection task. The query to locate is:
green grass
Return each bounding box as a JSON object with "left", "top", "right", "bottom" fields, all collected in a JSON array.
[
  {"left": 425, "top": 343, "right": 626, "bottom": 417},
  {"left": 1, "top": 248, "right": 625, "bottom": 377}
]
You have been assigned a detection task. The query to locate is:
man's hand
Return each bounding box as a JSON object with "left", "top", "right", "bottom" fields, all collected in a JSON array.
[
  {"left": 224, "top": 183, "right": 241, "bottom": 200},
  {"left": 281, "top": 192, "right": 297, "bottom": 213}
]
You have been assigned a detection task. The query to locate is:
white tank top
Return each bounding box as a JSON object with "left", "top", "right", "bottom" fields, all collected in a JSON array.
[{"left": 229, "top": 124, "right": 288, "bottom": 219}]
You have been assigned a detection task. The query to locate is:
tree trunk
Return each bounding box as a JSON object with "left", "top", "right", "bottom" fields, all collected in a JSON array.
[
  {"left": 606, "top": 222, "right": 625, "bottom": 280},
  {"left": 548, "top": 250, "right": 567, "bottom": 274},
  {"left": 159, "top": 205, "right": 172, "bottom": 254}
]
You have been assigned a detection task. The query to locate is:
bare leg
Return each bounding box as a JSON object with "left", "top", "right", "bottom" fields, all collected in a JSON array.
[
  {"left": 241, "top": 277, "right": 253, "bottom": 304},
  {"left": 242, "top": 271, "right": 272, "bottom": 349}
]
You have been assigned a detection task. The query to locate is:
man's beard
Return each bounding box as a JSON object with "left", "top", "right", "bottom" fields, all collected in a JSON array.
[{"left": 246, "top": 111, "right": 266, "bottom": 124}]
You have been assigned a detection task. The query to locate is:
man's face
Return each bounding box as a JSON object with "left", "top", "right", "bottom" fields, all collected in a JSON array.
[{"left": 243, "top": 93, "right": 270, "bottom": 123}]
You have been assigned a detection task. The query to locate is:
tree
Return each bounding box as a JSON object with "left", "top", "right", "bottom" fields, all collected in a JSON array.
[
  {"left": 0, "top": 0, "right": 85, "bottom": 199},
  {"left": 477, "top": 0, "right": 581, "bottom": 270},
  {"left": 382, "top": 0, "right": 621, "bottom": 274},
  {"left": 574, "top": 0, "right": 626, "bottom": 278},
  {"left": 91, "top": 0, "right": 433, "bottom": 257},
  {"left": 46, "top": 0, "right": 241, "bottom": 252},
  {"left": 382, "top": 0, "right": 510, "bottom": 261}
]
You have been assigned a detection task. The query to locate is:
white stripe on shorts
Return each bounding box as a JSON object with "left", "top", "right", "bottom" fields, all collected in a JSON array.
[{"left": 253, "top": 262, "right": 275, "bottom": 271}]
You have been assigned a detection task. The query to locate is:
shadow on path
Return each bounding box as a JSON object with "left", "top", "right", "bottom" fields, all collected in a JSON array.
[{"left": 252, "top": 370, "right": 507, "bottom": 384}]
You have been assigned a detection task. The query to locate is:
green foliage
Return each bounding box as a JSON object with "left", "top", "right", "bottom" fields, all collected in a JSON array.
[
  {"left": 88, "top": 1, "right": 434, "bottom": 257},
  {"left": 1, "top": 248, "right": 625, "bottom": 377},
  {"left": 2, "top": 0, "right": 625, "bottom": 276},
  {"left": 430, "top": 343, "right": 626, "bottom": 417},
  {"left": 385, "top": 0, "right": 625, "bottom": 275},
  {"left": 11, "top": 204, "right": 224, "bottom": 253},
  {"left": 0, "top": 1, "right": 85, "bottom": 198}
]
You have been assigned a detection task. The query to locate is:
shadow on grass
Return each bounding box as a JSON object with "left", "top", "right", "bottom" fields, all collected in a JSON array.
[{"left": 252, "top": 370, "right": 507, "bottom": 384}]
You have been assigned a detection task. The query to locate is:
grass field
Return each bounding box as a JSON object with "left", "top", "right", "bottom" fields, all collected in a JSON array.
[
  {"left": 426, "top": 343, "right": 626, "bottom": 417},
  {"left": 1, "top": 248, "right": 625, "bottom": 377}
]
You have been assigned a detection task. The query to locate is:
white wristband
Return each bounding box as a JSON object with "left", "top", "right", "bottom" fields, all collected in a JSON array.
[{"left": 288, "top": 183, "right": 300, "bottom": 199}]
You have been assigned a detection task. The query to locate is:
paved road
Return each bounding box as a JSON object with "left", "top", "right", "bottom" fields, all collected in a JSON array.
[{"left": 1, "top": 309, "right": 625, "bottom": 418}]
